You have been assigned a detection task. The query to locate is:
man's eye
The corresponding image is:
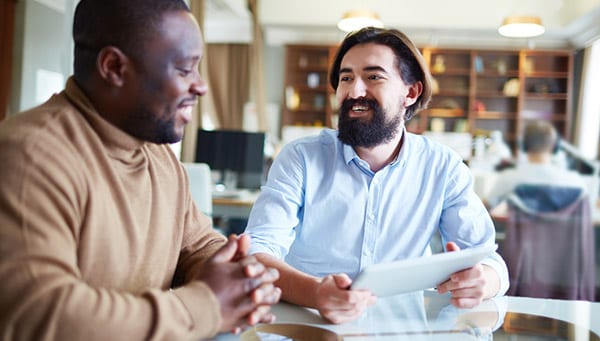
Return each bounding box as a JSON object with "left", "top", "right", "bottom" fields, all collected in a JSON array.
[
  {"left": 369, "top": 75, "right": 382, "bottom": 80},
  {"left": 178, "top": 68, "right": 192, "bottom": 76},
  {"left": 339, "top": 76, "right": 351, "bottom": 82}
]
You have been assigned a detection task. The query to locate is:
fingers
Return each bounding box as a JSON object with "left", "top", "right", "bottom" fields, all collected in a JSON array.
[
  {"left": 437, "top": 264, "right": 487, "bottom": 308},
  {"left": 320, "top": 297, "right": 371, "bottom": 324},
  {"left": 243, "top": 267, "right": 279, "bottom": 294},
  {"left": 229, "top": 304, "right": 278, "bottom": 334},
  {"left": 227, "top": 285, "right": 281, "bottom": 334},
  {"left": 204, "top": 240, "right": 281, "bottom": 334},
  {"left": 210, "top": 237, "right": 239, "bottom": 263},
  {"left": 332, "top": 273, "right": 352, "bottom": 289},
  {"left": 236, "top": 234, "right": 251, "bottom": 256},
  {"left": 318, "top": 275, "right": 369, "bottom": 305},
  {"left": 228, "top": 234, "right": 251, "bottom": 261},
  {"left": 241, "top": 257, "right": 266, "bottom": 278},
  {"left": 451, "top": 296, "right": 484, "bottom": 309},
  {"left": 315, "top": 275, "right": 373, "bottom": 324},
  {"left": 445, "top": 241, "right": 461, "bottom": 252},
  {"left": 230, "top": 271, "right": 280, "bottom": 318},
  {"left": 247, "top": 304, "right": 277, "bottom": 325},
  {"left": 251, "top": 283, "right": 282, "bottom": 305}
]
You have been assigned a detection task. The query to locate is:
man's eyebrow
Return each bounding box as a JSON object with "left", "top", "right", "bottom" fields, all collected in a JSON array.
[
  {"left": 177, "top": 55, "right": 201, "bottom": 63},
  {"left": 339, "top": 65, "right": 389, "bottom": 74},
  {"left": 363, "top": 66, "right": 388, "bottom": 73}
]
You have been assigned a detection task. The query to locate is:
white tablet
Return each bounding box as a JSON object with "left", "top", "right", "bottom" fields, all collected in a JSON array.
[{"left": 351, "top": 244, "right": 498, "bottom": 297}]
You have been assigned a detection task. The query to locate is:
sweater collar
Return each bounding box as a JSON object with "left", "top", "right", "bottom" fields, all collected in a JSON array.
[{"left": 63, "top": 77, "right": 147, "bottom": 161}]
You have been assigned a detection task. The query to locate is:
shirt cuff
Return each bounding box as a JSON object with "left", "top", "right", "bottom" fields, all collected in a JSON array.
[{"left": 480, "top": 253, "right": 510, "bottom": 297}]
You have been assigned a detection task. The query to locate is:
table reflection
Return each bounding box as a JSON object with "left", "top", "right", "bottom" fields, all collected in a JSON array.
[{"left": 233, "top": 290, "right": 600, "bottom": 341}]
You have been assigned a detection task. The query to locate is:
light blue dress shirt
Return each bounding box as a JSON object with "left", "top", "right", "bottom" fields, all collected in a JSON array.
[{"left": 246, "top": 129, "right": 509, "bottom": 296}]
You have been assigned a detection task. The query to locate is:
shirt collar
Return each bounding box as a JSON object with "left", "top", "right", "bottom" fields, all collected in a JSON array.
[{"left": 341, "top": 127, "right": 408, "bottom": 168}]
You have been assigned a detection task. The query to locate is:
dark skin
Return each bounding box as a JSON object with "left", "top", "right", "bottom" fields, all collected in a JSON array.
[
  {"left": 197, "top": 234, "right": 281, "bottom": 332},
  {"left": 76, "top": 10, "right": 281, "bottom": 333}
]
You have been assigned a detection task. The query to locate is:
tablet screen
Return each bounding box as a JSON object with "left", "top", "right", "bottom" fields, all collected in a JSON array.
[{"left": 351, "top": 244, "right": 498, "bottom": 297}]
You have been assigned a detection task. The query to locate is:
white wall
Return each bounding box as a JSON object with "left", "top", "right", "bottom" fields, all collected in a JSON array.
[{"left": 10, "top": 0, "right": 76, "bottom": 114}]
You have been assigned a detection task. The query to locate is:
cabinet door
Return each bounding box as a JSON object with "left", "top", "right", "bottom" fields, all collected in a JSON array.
[
  {"left": 282, "top": 45, "right": 333, "bottom": 128},
  {"left": 472, "top": 51, "right": 520, "bottom": 145},
  {"left": 519, "top": 51, "right": 572, "bottom": 140},
  {"left": 420, "top": 49, "right": 471, "bottom": 133}
]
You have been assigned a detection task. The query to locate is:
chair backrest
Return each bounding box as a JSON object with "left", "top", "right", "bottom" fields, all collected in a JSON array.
[
  {"left": 183, "top": 163, "right": 213, "bottom": 217},
  {"left": 502, "top": 184, "right": 595, "bottom": 301}
]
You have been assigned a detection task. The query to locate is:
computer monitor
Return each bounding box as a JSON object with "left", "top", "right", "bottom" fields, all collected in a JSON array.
[{"left": 195, "top": 129, "right": 266, "bottom": 190}]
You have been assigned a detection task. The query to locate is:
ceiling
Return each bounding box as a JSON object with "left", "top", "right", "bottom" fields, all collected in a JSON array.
[{"left": 204, "top": 0, "right": 600, "bottom": 49}]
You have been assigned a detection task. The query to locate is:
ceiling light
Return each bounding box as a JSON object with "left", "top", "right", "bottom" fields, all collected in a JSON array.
[
  {"left": 498, "top": 16, "right": 545, "bottom": 38},
  {"left": 337, "top": 10, "right": 383, "bottom": 32}
]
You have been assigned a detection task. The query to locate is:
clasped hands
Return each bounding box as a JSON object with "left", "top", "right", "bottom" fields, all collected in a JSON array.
[{"left": 196, "top": 234, "right": 282, "bottom": 334}]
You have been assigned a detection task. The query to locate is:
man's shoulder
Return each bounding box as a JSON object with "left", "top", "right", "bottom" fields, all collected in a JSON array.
[
  {"left": 0, "top": 94, "right": 77, "bottom": 145},
  {"left": 406, "top": 132, "right": 463, "bottom": 163},
  {"left": 0, "top": 94, "right": 91, "bottom": 174}
]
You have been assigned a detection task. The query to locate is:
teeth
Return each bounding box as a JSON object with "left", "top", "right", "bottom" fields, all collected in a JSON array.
[
  {"left": 179, "top": 106, "right": 193, "bottom": 121},
  {"left": 352, "top": 104, "right": 368, "bottom": 112}
]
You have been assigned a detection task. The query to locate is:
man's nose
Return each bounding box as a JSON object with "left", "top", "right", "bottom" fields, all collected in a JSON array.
[
  {"left": 348, "top": 79, "right": 367, "bottom": 98},
  {"left": 191, "top": 71, "right": 208, "bottom": 97}
]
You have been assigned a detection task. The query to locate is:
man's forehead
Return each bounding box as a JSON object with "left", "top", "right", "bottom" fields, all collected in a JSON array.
[{"left": 341, "top": 44, "right": 396, "bottom": 71}]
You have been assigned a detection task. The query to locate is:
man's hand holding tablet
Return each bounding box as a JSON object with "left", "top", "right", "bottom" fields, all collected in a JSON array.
[{"left": 351, "top": 243, "right": 499, "bottom": 306}]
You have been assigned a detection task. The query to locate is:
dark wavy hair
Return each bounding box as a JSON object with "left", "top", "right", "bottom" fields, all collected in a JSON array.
[
  {"left": 73, "top": 0, "right": 190, "bottom": 82},
  {"left": 329, "top": 27, "right": 432, "bottom": 120}
]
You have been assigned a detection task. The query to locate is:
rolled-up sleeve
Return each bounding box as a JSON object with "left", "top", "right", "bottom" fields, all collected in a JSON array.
[
  {"left": 245, "top": 143, "right": 305, "bottom": 259},
  {"left": 440, "top": 158, "right": 510, "bottom": 297}
]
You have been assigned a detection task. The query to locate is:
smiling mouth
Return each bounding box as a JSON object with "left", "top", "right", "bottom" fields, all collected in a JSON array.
[
  {"left": 178, "top": 106, "right": 193, "bottom": 124},
  {"left": 349, "top": 102, "right": 371, "bottom": 117}
]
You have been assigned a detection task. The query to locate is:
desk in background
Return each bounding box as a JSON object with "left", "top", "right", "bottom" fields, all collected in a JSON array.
[
  {"left": 212, "top": 190, "right": 259, "bottom": 234},
  {"left": 215, "top": 290, "right": 600, "bottom": 340}
]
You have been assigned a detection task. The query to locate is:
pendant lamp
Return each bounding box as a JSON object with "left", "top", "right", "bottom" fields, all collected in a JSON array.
[
  {"left": 498, "top": 16, "right": 545, "bottom": 38},
  {"left": 337, "top": 9, "right": 383, "bottom": 32}
]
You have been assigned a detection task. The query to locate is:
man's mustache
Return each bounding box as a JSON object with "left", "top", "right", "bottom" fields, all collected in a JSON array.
[{"left": 340, "top": 98, "right": 381, "bottom": 115}]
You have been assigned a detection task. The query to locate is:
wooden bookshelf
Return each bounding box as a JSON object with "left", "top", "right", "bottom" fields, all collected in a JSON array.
[
  {"left": 281, "top": 45, "right": 574, "bottom": 154},
  {"left": 282, "top": 45, "right": 337, "bottom": 129},
  {"left": 416, "top": 47, "right": 573, "bottom": 152}
]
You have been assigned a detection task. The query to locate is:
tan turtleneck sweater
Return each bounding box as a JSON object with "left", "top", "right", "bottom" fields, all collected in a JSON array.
[{"left": 0, "top": 77, "right": 227, "bottom": 340}]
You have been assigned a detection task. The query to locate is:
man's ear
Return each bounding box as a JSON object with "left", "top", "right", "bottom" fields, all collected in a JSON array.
[
  {"left": 96, "top": 46, "right": 129, "bottom": 87},
  {"left": 403, "top": 81, "right": 423, "bottom": 108}
]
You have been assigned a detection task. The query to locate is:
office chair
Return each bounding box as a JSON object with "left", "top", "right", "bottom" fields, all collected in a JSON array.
[
  {"left": 502, "top": 184, "right": 595, "bottom": 301},
  {"left": 183, "top": 163, "right": 213, "bottom": 218}
]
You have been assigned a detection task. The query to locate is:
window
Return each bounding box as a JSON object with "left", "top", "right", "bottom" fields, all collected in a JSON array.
[{"left": 575, "top": 38, "right": 600, "bottom": 160}]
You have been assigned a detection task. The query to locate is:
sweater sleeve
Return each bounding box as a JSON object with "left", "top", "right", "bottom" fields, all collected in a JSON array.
[{"left": 0, "top": 125, "right": 224, "bottom": 341}]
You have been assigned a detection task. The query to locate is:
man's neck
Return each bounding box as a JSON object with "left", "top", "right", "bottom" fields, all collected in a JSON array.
[
  {"left": 354, "top": 131, "right": 404, "bottom": 173},
  {"left": 527, "top": 151, "right": 552, "bottom": 164}
]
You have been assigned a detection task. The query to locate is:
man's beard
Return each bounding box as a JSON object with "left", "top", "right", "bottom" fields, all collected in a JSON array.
[
  {"left": 125, "top": 106, "right": 179, "bottom": 144},
  {"left": 337, "top": 98, "right": 402, "bottom": 148}
]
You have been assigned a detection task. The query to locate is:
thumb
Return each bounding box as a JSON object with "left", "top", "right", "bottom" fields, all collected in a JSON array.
[
  {"left": 210, "top": 238, "right": 238, "bottom": 263},
  {"left": 445, "top": 241, "right": 461, "bottom": 253},
  {"left": 332, "top": 273, "right": 352, "bottom": 289}
]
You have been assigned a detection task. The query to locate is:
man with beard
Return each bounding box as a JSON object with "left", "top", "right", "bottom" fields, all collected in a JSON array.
[
  {"left": 0, "top": 0, "right": 280, "bottom": 339},
  {"left": 244, "top": 27, "right": 508, "bottom": 324}
]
